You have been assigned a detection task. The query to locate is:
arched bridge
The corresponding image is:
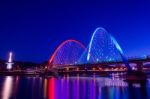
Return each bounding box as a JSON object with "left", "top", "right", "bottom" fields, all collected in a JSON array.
[{"left": 48, "top": 27, "right": 150, "bottom": 72}]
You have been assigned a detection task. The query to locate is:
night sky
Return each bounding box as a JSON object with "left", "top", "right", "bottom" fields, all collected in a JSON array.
[{"left": 0, "top": 0, "right": 150, "bottom": 63}]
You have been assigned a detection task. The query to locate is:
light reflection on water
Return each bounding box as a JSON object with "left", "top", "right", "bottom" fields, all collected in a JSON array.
[
  {"left": 2, "top": 76, "right": 13, "bottom": 99},
  {"left": 0, "top": 75, "right": 150, "bottom": 99}
]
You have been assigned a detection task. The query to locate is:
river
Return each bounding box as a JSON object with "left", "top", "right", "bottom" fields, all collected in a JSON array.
[{"left": 0, "top": 75, "right": 150, "bottom": 99}]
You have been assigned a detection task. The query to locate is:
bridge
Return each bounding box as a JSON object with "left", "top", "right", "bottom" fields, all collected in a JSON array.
[
  {"left": 50, "top": 57, "right": 150, "bottom": 73},
  {"left": 48, "top": 27, "right": 150, "bottom": 73}
]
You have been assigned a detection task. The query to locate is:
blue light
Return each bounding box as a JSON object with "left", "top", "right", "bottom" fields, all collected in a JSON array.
[
  {"left": 110, "top": 35, "right": 123, "bottom": 55},
  {"left": 87, "top": 27, "right": 106, "bottom": 61}
]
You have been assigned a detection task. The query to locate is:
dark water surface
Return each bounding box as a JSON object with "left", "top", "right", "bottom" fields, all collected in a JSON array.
[{"left": 0, "top": 75, "right": 150, "bottom": 99}]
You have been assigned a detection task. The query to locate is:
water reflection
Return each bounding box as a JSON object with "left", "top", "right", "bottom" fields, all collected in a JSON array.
[
  {"left": 44, "top": 79, "right": 48, "bottom": 99},
  {"left": 47, "top": 76, "right": 150, "bottom": 99},
  {"left": 47, "top": 77, "right": 124, "bottom": 99},
  {"left": 2, "top": 76, "right": 13, "bottom": 99},
  {"left": 0, "top": 75, "right": 150, "bottom": 99}
]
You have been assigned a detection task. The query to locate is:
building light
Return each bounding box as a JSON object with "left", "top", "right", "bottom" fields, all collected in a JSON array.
[{"left": 6, "top": 52, "right": 14, "bottom": 70}]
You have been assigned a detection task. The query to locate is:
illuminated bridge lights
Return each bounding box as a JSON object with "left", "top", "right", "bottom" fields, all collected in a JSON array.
[
  {"left": 49, "top": 39, "right": 86, "bottom": 67},
  {"left": 86, "top": 27, "right": 123, "bottom": 63},
  {"left": 55, "top": 65, "right": 127, "bottom": 73},
  {"left": 49, "top": 27, "right": 132, "bottom": 71}
]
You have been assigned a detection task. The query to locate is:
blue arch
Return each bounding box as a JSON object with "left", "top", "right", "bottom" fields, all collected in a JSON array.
[{"left": 87, "top": 27, "right": 131, "bottom": 71}]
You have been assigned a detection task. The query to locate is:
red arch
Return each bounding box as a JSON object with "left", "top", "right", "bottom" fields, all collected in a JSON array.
[{"left": 49, "top": 39, "right": 86, "bottom": 65}]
